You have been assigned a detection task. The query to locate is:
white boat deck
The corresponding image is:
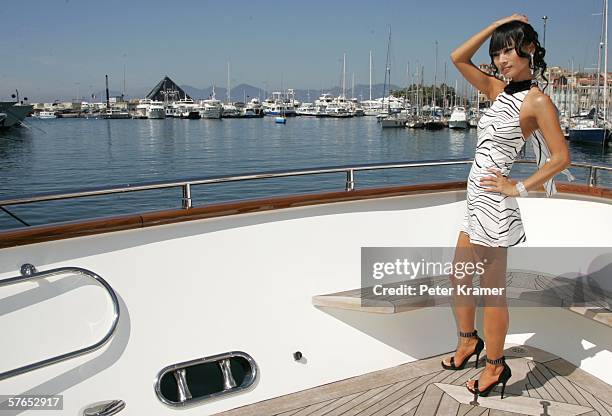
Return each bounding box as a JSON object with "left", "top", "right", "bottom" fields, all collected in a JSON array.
[
  {"left": 214, "top": 344, "right": 612, "bottom": 416},
  {"left": 210, "top": 269, "right": 612, "bottom": 416}
]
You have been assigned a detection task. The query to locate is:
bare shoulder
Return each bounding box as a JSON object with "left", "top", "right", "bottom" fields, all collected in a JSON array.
[{"left": 523, "top": 88, "right": 555, "bottom": 116}]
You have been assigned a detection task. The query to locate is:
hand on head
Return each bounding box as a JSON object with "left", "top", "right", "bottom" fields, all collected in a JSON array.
[{"left": 496, "top": 14, "right": 529, "bottom": 26}]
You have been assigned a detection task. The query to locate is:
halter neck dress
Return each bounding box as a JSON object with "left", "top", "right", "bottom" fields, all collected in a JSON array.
[{"left": 460, "top": 79, "right": 573, "bottom": 247}]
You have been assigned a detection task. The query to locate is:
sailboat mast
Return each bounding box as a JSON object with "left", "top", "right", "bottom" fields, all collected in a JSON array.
[
  {"left": 122, "top": 64, "right": 126, "bottom": 100},
  {"left": 433, "top": 40, "right": 438, "bottom": 110},
  {"left": 342, "top": 53, "right": 346, "bottom": 98},
  {"left": 383, "top": 26, "right": 391, "bottom": 112},
  {"left": 420, "top": 65, "right": 424, "bottom": 116},
  {"left": 369, "top": 50, "right": 372, "bottom": 100},
  {"left": 405, "top": 62, "right": 409, "bottom": 108},
  {"left": 597, "top": 12, "right": 604, "bottom": 122},
  {"left": 443, "top": 61, "right": 447, "bottom": 111},
  {"left": 105, "top": 74, "right": 110, "bottom": 110},
  {"left": 570, "top": 59, "right": 574, "bottom": 118},
  {"left": 227, "top": 61, "right": 231, "bottom": 103},
  {"left": 604, "top": 0, "right": 609, "bottom": 125}
]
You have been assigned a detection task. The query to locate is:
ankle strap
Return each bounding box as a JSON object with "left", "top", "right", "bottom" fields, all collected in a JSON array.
[
  {"left": 459, "top": 330, "right": 478, "bottom": 338},
  {"left": 486, "top": 356, "right": 505, "bottom": 365}
]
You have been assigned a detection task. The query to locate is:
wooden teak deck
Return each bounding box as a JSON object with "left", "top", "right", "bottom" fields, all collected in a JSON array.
[{"left": 216, "top": 344, "right": 612, "bottom": 416}]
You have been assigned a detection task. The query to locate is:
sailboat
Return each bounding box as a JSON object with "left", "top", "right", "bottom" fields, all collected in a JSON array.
[
  {"left": 101, "top": 75, "right": 130, "bottom": 119},
  {"left": 424, "top": 41, "right": 445, "bottom": 130},
  {"left": 380, "top": 27, "right": 408, "bottom": 128},
  {"left": 569, "top": 0, "right": 611, "bottom": 146}
]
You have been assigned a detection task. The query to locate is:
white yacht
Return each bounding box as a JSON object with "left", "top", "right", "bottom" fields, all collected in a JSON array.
[
  {"left": 325, "top": 103, "right": 352, "bottom": 118},
  {"left": 101, "top": 107, "right": 130, "bottom": 119},
  {"left": 296, "top": 102, "right": 318, "bottom": 116},
  {"left": 263, "top": 92, "right": 297, "bottom": 117},
  {"left": 323, "top": 95, "right": 353, "bottom": 118},
  {"left": 171, "top": 97, "right": 200, "bottom": 119},
  {"left": 134, "top": 100, "right": 151, "bottom": 119},
  {"left": 198, "top": 102, "right": 222, "bottom": 119},
  {"left": 221, "top": 102, "right": 242, "bottom": 118},
  {"left": 0, "top": 159, "right": 611, "bottom": 415},
  {"left": 198, "top": 88, "right": 223, "bottom": 119},
  {"left": 147, "top": 101, "right": 166, "bottom": 119},
  {"left": 349, "top": 98, "right": 366, "bottom": 117},
  {"left": 448, "top": 106, "right": 468, "bottom": 129},
  {"left": 35, "top": 110, "right": 57, "bottom": 119},
  {"left": 314, "top": 93, "right": 334, "bottom": 113},
  {"left": 361, "top": 99, "right": 383, "bottom": 116},
  {"left": 134, "top": 99, "right": 165, "bottom": 119},
  {"left": 241, "top": 98, "right": 264, "bottom": 118}
]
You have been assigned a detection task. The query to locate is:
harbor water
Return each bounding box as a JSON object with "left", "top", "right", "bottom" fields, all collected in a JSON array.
[{"left": 1, "top": 117, "right": 610, "bottom": 230}]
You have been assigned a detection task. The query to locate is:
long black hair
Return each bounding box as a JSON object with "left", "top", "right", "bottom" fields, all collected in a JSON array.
[{"left": 488, "top": 20, "right": 548, "bottom": 90}]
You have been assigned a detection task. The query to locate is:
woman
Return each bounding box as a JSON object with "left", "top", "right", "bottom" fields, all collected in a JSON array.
[{"left": 442, "top": 14, "right": 572, "bottom": 399}]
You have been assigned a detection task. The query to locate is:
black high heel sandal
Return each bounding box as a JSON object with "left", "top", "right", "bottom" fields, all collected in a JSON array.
[
  {"left": 466, "top": 356, "right": 512, "bottom": 399},
  {"left": 441, "top": 330, "right": 485, "bottom": 370}
]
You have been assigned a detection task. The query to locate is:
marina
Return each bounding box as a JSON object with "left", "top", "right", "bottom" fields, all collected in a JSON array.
[
  {"left": 1, "top": 116, "right": 610, "bottom": 231},
  {"left": 16, "top": 65, "right": 612, "bottom": 148}
]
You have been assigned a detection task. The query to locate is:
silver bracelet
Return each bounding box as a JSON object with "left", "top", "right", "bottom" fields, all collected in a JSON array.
[{"left": 516, "top": 181, "right": 528, "bottom": 197}]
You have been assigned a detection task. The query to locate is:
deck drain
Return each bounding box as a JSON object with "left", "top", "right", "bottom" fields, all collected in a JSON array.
[{"left": 511, "top": 346, "right": 527, "bottom": 354}]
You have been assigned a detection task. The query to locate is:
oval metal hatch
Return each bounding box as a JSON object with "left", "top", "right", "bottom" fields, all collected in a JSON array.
[{"left": 154, "top": 351, "right": 257, "bottom": 407}]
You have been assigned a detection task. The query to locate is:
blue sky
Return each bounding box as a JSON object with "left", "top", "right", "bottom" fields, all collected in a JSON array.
[{"left": 1, "top": 0, "right": 608, "bottom": 101}]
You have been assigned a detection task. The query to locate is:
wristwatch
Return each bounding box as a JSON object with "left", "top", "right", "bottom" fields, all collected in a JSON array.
[{"left": 516, "top": 181, "right": 528, "bottom": 197}]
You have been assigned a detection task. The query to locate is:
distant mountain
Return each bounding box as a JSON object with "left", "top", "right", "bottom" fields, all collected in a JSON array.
[
  {"left": 181, "top": 84, "right": 264, "bottom": 101},
  {"left": 180, "top": 83, "right": 402, "bottom": 103},
  {"left": 83, "top": 82, "right": 405, "bottom": 103}
]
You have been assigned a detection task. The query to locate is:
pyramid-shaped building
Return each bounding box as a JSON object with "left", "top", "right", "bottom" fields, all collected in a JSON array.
[{"left": 146, "top": 76, "right": 191, "bottom": 102}]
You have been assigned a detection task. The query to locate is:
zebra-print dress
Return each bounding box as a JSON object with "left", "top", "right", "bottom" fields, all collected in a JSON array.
[{"left": 461, "top": 88, "right": 531, "bottom": 247}]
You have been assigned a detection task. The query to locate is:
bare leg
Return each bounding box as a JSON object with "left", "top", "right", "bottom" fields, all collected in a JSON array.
[
  {"left": 466, "top": 245, "right": 509, "bottom": 390},
  {"left": 442, "top": 231, "right": 479, "bottom": 367}
]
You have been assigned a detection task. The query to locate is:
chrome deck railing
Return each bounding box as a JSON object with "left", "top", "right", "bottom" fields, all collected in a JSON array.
[
  {"left": 0, "top": 158, "right": 610, "bottom": 227},
  {"left": 0, "top": 266, "right": 120, "bottom": 380}
]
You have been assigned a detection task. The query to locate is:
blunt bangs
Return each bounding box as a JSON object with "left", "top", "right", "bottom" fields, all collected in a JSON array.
[{"left": 489, "top": 23, "right": 526, "bottom": 57}]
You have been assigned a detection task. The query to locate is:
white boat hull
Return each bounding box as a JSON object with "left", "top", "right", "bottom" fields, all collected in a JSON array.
[
  {"left": 381, "top": 117, "right": 408, "bottom": 128},
  {"left": 1, "top": 189, "right": 611, "bottom": 415},
  {"left": 146, "top": 108, "right": 166, "bottom": 119},
  {"left": 448, "top": 120, "right": 468, "bottom": 129}
]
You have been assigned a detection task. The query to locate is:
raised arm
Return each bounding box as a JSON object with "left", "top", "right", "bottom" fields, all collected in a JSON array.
[{"left": 451, "top": 14, "right": 528, "bottom": 100}]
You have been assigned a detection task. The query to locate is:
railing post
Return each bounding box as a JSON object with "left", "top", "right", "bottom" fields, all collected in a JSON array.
[
  {"left": 588, "top": 167, "right": 597, "bottom": 187},
  {"left": 182, "top": 184, "right": 192, "bottom": 209},
  {"left": 345, "top": 169, "right": 355, "bottom": 191}
]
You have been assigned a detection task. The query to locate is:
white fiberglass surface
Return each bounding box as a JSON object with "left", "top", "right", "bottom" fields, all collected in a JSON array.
[
  {"left": 0, "top": 190, "right": 610, "bottom": 415},
  {"left": 0, "top": 272, "right": 116, "bottom": 377}
]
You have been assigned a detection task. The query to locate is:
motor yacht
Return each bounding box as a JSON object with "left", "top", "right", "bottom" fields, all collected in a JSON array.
[
  {"left": 448, "top": 106, "right": 468, "bottom": 129},
  {"left": 35, "top": 111, "right": 57, "bottom": 119},
  {"left": 296, "top": 103, "right": 318, "bottom": 116},
  {"left": 101, "top": 107, "right": 130, "bottom": 119},
  {"left": 198, "top": 89, "right": 223, "bottom": 119},
  {"left": 147, "top": 102, "right": 166, "bottom": 119}
]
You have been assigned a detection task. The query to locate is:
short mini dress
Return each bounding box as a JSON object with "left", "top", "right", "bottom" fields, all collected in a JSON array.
[{"left": 460, "top": 79, "right": 574, "bottom": 247}]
